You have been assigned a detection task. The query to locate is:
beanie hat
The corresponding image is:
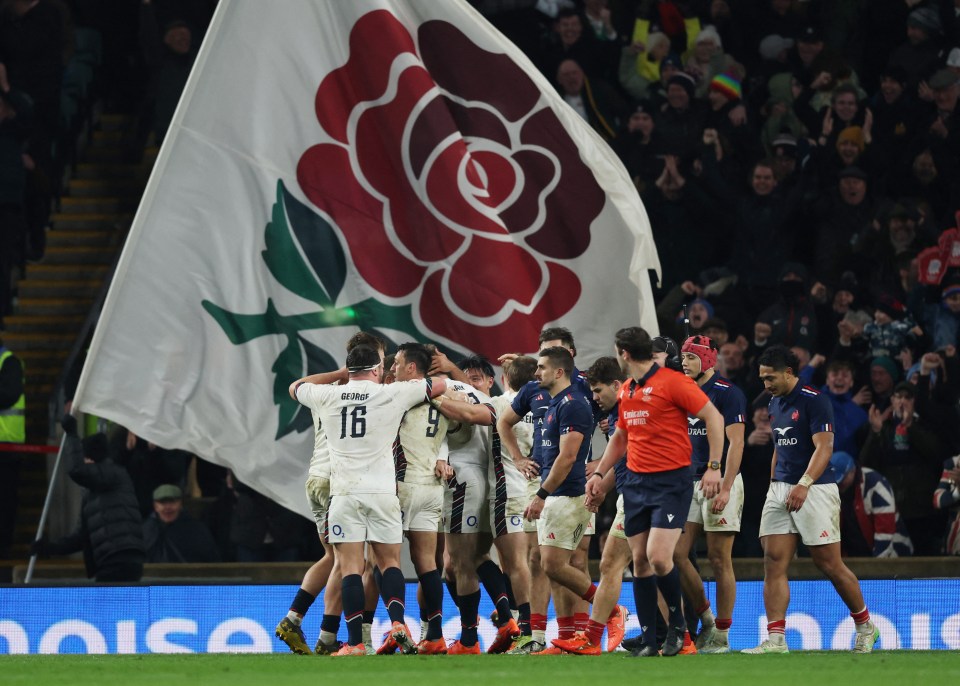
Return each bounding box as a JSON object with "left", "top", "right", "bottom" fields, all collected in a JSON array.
[
  {"left": 875, "top": 292, "right": 906, "bottom": 319},
  {"left": 828, "top": 452, "right": 856, "bottom": 483},
  {"left": 907, "top": 6, "right": 941, "bottom": 35},
  {"left": 709, "top": 73, "right": 742, "bottom": 101},
  {"left": 81, "top": 434, "right": 110, "bottom": 463},
  {"left": 943, "top": 272, "right": 960, "bottom": 300},
  {"left": 836, "top": 126, "right": 865, "bottom": 152},
  {"left": 695, "top": 25, "right": 723, "bottom": 49},
  {"left": 690, "top": 297, "right": 715, "bottom": 318},
  {"left": 667, "top": 72, "right": 696, "bottom": 98},
  {"left": 682, "top": 335, "right": 718, "bottom": 373},
  {"left": 871, "top": 356, "right": 900, "bottom": 382}
]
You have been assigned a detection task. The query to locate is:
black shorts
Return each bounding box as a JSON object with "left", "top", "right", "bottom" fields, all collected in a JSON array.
[{"left": 621, "top": 466, "right": 693, "bottom": 536}]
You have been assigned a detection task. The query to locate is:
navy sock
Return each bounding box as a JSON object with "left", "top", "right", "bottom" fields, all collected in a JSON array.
[
  {"left": 320, "top": 613, "right": 340, "bottom": 634},
  {"left": 476, "top": 560, "right": 511, "bottom": 627},
  {"left": 518, "top": 602, "right": 531, "bottom": 636},
  {"left": 504, "top": 573, "right": 517, "bottom": 610},
  {"left": 458, "top": 590, "right": 481, "bottom": 646},
  {"left": 290, "top": 587, "right": 315, "bottom": 616},
  {"left": 362, "top": 610, "right": 375, "bottom": 625},
  {"left": 445, "top": 576, "right": 460, "bottom": 608},
  {"left": 418, "top": 569, "right": 444, "bottom": 641},
  {"left": 656, "top": 565, "right": 686, "bottom": 630},
  {"left": 342, "top": 574, "right": 365, "bottom": 646},
  {"left": 633, "top": 575, "right": 658, "bottom": 648},
  {"left": 380, "top": 566, "right": 407, "bottom": 624}
]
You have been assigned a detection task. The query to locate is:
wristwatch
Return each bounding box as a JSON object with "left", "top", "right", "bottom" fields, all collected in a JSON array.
[{"left": 708, "top": 461, "right": 721, "bottom": 471}]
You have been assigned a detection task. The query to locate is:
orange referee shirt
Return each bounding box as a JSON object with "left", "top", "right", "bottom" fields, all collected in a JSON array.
[{"left": 616, "top": 365, "right": 710, "bottom": 473}]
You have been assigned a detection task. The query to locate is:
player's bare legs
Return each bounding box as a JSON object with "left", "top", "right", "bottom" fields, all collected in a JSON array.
[
  {"left": 673, "top": 523, "right": 708, "bottom": 616},
  {"left": 570, "top": 535, "right": 592, "bottom": 628},
  {"left": 276, "top": 541, "right": 338, "bottom": 655},
  {"left": 760, "top": 533, "right": 795, "bottom": 622},
  {"left": 808, "top": 542, "right": 866, "bottom": 610}
]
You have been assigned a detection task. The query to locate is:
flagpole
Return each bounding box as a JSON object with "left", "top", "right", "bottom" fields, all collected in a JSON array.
[{"left": 24, "top": 434, "right": 67, "bottom": 584}]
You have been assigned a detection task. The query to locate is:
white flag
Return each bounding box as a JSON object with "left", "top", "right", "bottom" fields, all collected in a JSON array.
[{"left": 74, "top": 0, "right": 660, "bottom": 516}]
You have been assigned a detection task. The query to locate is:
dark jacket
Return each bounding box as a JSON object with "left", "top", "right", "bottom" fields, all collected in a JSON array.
[
  {"left": 46, "top": 435, "right": 145, "bottom": 578},
  {"left": 143, "top": 511, "right": 220, "bottom": 563}
]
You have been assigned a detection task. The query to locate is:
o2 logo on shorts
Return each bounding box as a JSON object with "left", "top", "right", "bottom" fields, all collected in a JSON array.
[
  {"left": 331, "top": 524, "right": 344, "bottom": 538},
  {"left": 466, "top": 515, "right": 478, "bottom": 527},
  {"left": 510, "top": 515, "right": 522, "bottom": 527}
]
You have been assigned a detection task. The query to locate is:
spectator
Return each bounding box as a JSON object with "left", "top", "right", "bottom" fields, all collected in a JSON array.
[
  {"left": 684, "top": 25, "right": 740, "bottom": 99},
  {"left": 861, "top": 381, "right": 946, "bottom": 554},
  {"left": 142, "top": 484, "right": 220, "bottom": 563},
  {"left": 812, "top": 167, "right": 874, "bottom": 287},
  {"left": 618, "top": 34, "right": 672, "bottom": 102},
  {"left": 888, "top": 6, "right": 945, "bottom": 92},
  {"left": 862, "top": 292, "right": 922, "bottom": 359},
  {"left": 756, "top": 262, "right": 818, "bottom": 352},
  {"left": 555, "top": 58, "right": 625, "bottom": 142},
  {"left": 32, "top": 417, "right": 145, "bottom": 581},
  {"left": 613, "top": 101, "right": 662, "bottom": 183},
  {"left": 655, "top": 71, "right": 708, "bottom": 159},
  {"left": 0, "top": 85, "right": 30, "bottom": 326},
  {"left": 830, "top": 451, "right": 914, "bottom": 557},
  {"left": 933, "top": 452, "right": 960, "bottom": 554},
  {"left": 821, "top": 359, "right": 869, "bottom": 456},
  {"left": 869, "top": 66, "right": 924, "bottom": 168},
  {"left": 139, "top": 4, "right": 198, "bottom": 144},
  {"left": 230, "top": 480, "right": 312, "bottom": 562},
  {"left": 867, "top": 356, "right": 900, "bottom": 411},
  {"left": 0, "top": 336, "right": 24, "bottom": 559}
]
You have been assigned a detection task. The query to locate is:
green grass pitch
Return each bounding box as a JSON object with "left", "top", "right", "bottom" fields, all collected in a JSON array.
[{"left": 3, "top": 652, "right": 958, "bottom": 686}]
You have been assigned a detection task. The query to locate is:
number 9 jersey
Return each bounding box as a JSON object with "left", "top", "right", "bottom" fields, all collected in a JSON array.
[{"left": 296, "top": 378, "right": 432, "bottom": 496}]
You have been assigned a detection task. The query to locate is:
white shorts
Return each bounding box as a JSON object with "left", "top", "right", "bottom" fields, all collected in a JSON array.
[
  {"left": 443, "top": 463, "right": 491, "bottom": 534},
  {"left": 585, "top": 512, "right": 596, "bottom": 537},
  {"left": 537, "top": 495, "right": 592, "bottom": 550},
  {"left": 489, "top": 496, "right": 526, "bottom": 537},
  {"left": 523, "top": 478, "right": 540, "bottom": 534},
  {"left": 686, "top": 473, "right": 744, "bottom": 532},
  {"left": 399, "top": 482, "right": 443, "bottom": 533},
  {"left": 759, "top": 481, "right": 841, "bottom": 546},
  {"left": 609, "top": 494, "right": 627, "bottom": 540},
  {"left": 327, "top": 492, "right": 402, "bottom": 544},
  {"left": 305, "top": 476, "right": 330, "bottom": 540}
]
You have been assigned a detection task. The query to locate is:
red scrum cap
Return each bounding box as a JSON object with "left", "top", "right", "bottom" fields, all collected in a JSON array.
[{"left": 682, "top": 335, "right": 717, "bottom": 372}]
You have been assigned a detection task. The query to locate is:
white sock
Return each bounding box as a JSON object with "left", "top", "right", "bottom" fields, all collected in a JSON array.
[
  {"left": 700, "top": 607, "right": 716, "bottom": 627},
  {"left": 714, "top": 628, "right": 729, "bottom": 641},
  {"left": 362, "top": 622, "right": 372, "bottom": 647},
  {"left": 319, "top": 629, "right": 337, "bottom": 644},
  {"left": 769, "top": 632, "right": 786, "bottom": 645},
  {"left": 286, "top": 611, "right": 302, "bottom": 626},
  {"left": 420, "top": 620, "right": 428, "bottom": 641},
  {"left": 532, "top": 629, "right": 546, "bottom": 644}
]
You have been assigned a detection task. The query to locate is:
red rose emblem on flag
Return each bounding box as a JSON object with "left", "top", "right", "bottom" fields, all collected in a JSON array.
[{"left": 297, "top": 10, "right": 604, "bottom": 358}]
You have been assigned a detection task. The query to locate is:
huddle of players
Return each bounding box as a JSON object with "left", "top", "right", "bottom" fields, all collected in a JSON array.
[{"left": 276, "top": 325, "right": 877, "bottom": 657}]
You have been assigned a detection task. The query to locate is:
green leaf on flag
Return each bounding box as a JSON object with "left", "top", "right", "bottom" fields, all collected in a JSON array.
[
  {"left": 263, "top": 180, "right": 344, "bottom": 308},
  {"left": 281, "top": 182, "right": 347, "bottom": 305},
  {"left": 271, "top": 335, "right": 304, "bottom": 439}
]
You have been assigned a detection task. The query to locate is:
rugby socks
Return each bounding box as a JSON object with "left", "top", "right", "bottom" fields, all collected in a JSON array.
[
  {"left": 696, "top": 601, "right": 716, "bottom": 629},
  {"left": 476, "top": 560, "right": 511, "bottom": 627},
  {"left": 574, "top": 612, "right": 590, "bottom": 633},
  {"left": 767, "top": 619, "right": 786, "bottom": 644},
  {"left": 459, "top": 590, "right": 481, "bottom": 646},
  {"left": 586, "top": 618, "right": 606, "bottom": 646},
  {"left": 656, "top": 566, "right": 685, "bottom": 629},
  {"left": 446, "top": 577, "right": 460, "bottom": 609},
  {"left": 380, "top": 566, "right": 407, "bottom": 624},
  {"left": 320, "top": 614, "right": 340, "bottom": 645},
  {"left": 518, "top": 602, "right": 532, "bottom": 636},
  {"left": 557, "top": 615, "right": 575, "bottom": 640},
  {"left": 286, "top": 587, "right": 315, "bottom": 626},
  {"left": 504, "top": 574, "right": 518, "bottom": 611},
  {"left": 418, "top": 569, "right": 444, "bottom": 641},
  {"left": 342, "top": 574, "right": 365, "bottom": 646},
  {"left": 715, "top": 618, "right": 732, "bottom": 631},
  {"left": 851, "top": 607, "right": 872, "bottom": 631},
  {"left": 531, "top": 613, "right": 547, "bottom": 644},
  {"left": 633, "top": 575, "right": 659, "bottom": 648},
  {"left": 582, "top": 583, "right": 598, "bottom": 603},
  {"left": 362, "top": 610, "right": 375, "bottom": 625}
]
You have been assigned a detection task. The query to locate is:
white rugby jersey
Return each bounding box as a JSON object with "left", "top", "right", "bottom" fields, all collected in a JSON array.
[
  {"left": 307, "top": 409, "right": 331, "bottom": 480},
  {"left": 444, "top": 380, "right": 496, "bottom": 467},
  {"left": 296, "top": 378, "right": 431, "bottom": 495},
  {"left": 396, "top": 400, "right": 449, "bottom": 486},
  {"left": 489, "top": 391, "right": 531, "bottom": 499}
]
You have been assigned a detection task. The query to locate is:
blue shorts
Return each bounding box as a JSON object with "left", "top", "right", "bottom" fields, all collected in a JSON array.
[{"left": 621, "top": 466, "right": 693, "bottom": 536}]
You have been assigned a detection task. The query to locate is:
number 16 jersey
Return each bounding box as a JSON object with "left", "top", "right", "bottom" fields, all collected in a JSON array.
[{"left": 296, "top": 379, "right": 431, "bottom": 496}]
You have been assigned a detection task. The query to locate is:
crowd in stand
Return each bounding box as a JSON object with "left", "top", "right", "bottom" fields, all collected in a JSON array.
[
  {"left": 5, "top": 0, "right": 960, "bottom": 563},
  {"left": 473, "top": 0, "right": 960, "bottom": 556},
  {"left": 0, "top": 0, "right": 213, "bottom": 330}
]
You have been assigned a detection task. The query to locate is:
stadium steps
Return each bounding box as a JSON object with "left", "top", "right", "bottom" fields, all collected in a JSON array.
[{"left": 3, "top": 111, "right": 153, "bottom": 565}]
